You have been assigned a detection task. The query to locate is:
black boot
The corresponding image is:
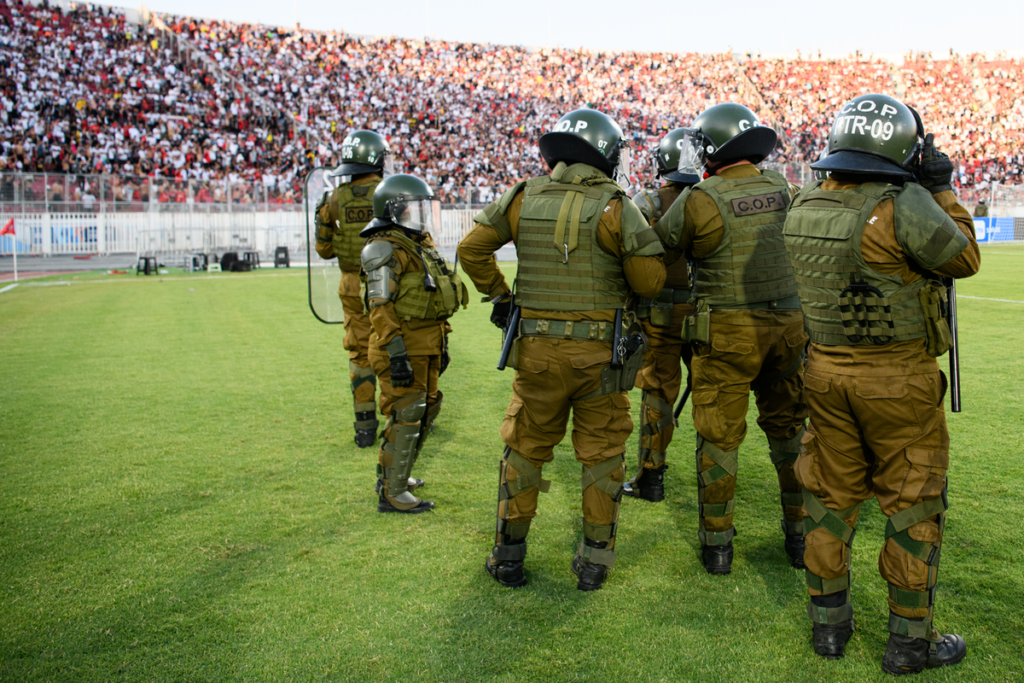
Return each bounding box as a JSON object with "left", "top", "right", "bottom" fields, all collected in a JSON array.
[
  {"left": 571, "top": 539, "right": 611, "bottom": 591},
  {"left": 881, "top": 631, "right": 966, "bottom": 675},
  {"left": 785, "top": 533, "right": 806, "bottom": 569},
  {"left": 376, "top": 489, "right": 434, "bottom": 514},
  {"left": 623, "top": 464, "right": 667, "bottom": 502},
  {"left": 813, "top": 620, "right": 855, "bottom": 659},
  {"left": 702, "top": 542, "right": 734, "bottom": 575},
  {"left": 485, "top": 538, "right": 527, "bottom": 588},
  {"left": 354, "top": 411, "right": 377, "bottom": 448}
]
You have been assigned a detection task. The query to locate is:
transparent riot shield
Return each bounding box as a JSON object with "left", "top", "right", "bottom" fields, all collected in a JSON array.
[{"left": 305, "top": 167, "right": 347, "bottom": 323}]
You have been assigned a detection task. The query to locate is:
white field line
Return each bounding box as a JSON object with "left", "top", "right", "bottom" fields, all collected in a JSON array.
[
  {"left": 21, "top": 271, "right": 308, "bottom": 287},
  {"left": 0, "top": 283, "right": 19, "bottom": 294},
  {"left": 959, "top": 295, "right": 1024, "bottom": 304}
]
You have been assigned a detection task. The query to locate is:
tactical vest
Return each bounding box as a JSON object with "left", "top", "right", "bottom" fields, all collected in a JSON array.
[
  {"left": 514, "top": 163, "right": 630, "bottom": 312},
  {"left": 332, "top": 179, "right": 380, "bottom": 269},
  {"left": 784, "top": 180, "right": 946, "bottom": 346},
  {"left": 380, "top": 231, "right": 468, "bottom": 321},
  {"left": 693, "top": 170, "right": 798, "bottom": 308}
]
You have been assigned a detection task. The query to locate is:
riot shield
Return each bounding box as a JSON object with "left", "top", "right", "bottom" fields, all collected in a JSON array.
[{"left": 305, "top": 166, "right": 347, "bottom": 323}]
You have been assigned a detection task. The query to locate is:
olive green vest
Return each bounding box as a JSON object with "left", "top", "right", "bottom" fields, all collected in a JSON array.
[
  {"left": 514, "top": 162, "right": 631, "bottom": 312},
  {"left": 378, "top": 231, "right": 468, "bottom": 321},
  {"left": 783, "top": 180, "right": 965, "bottom": 346},
  {"left": 692, "top": 170, "right": 797, "bottom": 308},
  {"left": 332, "top": 179, "right": 380, "bottom": 269}
]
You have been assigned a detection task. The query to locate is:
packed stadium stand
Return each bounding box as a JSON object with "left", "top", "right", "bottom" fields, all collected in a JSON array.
[{"left": 1, "top": 0, "right": 1022, "bottom": 204}]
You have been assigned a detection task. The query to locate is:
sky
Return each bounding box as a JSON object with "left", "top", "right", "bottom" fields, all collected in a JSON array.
[{"left": 108, "top": 0, "right": 1024, "bottom": 56}]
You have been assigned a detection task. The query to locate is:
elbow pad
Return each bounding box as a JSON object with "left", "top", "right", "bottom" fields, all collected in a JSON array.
[{"left": 361, "top": 240, "right": 397, "bottom": 307}]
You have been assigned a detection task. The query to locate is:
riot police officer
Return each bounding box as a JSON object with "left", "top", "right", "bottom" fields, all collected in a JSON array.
[
  {"left": 784, "top": 94, "right": 979, "bottom": 672},
  {"left": 458, "top": 109, "right": 667, "bottom": 591},
  {"left": 360, "top": 174, "right": 468, "bottom": 513},
  {"left": 657, "top": 103, "right": 809, "bottom": 575},
  {"left": 314, "top": 130, "right": 393, "bottom": 448},
  {"left": 624, "top": 129, "right": 702, "bottom": 502}
]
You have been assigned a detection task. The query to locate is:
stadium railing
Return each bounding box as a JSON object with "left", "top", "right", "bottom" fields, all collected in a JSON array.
[{"left": 2, "top": 170, "right": 1020, "bottom": 258}]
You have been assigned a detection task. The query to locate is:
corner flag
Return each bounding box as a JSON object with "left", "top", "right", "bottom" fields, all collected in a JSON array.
[{"left": 0, "top": 218, "right": 13, "bottom": 236}]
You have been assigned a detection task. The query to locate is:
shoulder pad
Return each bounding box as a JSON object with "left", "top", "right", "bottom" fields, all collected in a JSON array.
[
  {"left": 360, "top": 240, "right": 395, "bottom": 271},
  {"left": 620, "top": 197, "right": 665, "bottom": 258},
  {"left": 631, "top": 190, "right": 660, "bottom": 223},
  {"left": 473, "top": 181, "right": 526, "bottom": 227},
  {"left": 894, "top": 183, "right": 969, "bottom": 270},
  {"left": 652, "top": 186, "right": 692, "bottom": 249},
  {"left": 472, "top": 181, "right": 525, "bottom": 242}
]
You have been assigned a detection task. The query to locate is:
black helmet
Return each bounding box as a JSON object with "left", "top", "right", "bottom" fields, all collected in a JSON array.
[
  {"left": 539, "top": 109, "right": 629, "bottom": 181},
  {"left": 655, "top": 128, "right": 702, "bottom": 185},
  {"left": 360, "top": 174, "right": 439, "bottom": 236},
  {"left": 337, "top": 130, "right": 394, "bottom": 176},
  {"left": 811, "top": 94, "right": 921, "bottom": 178}
]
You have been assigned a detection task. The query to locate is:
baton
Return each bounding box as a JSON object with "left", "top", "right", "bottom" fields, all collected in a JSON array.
[
  {"left": 673, "top": 378, "right": 692, "bottom": 420},
  {"left": 945, "top": 277, "right": 961, "bottom": 413}
]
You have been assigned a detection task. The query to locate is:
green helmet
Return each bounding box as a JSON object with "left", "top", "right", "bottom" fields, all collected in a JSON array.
[
  {"left": 813, "top": 143, "right": 830, "bottom": 181},
  {"left": 655, "top": 128, "right": 701, "bottom": 185},
  {"left": 539, "top": 109, "right": 629, "bottom": 181},
  {"left": 360, "top": 174, "right": 439, "bottom": 237},
  {"left": 337, "top": 130, "right": 394, "bottom": 176},
  {"left": 687, "top": 103, "right": 778, "bottom": 167},
  {"left": 811, "top": 94, "right": 922, "bottom": 178}
]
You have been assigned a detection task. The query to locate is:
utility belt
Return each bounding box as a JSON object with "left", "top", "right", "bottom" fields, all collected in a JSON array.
[
  {"left": 713, "top": 294, "right": 802, "bottom": 311},
  {"left": 519, "top": 317, "right": 616, "bottom": 342},
  {"left": 512, "top": 314, "right": 646, "bottom": 396},
  {"left": 682, "top": 295, "right": 802, "bottom": 344},
  {"left": 637, "top": 287, "right": 691, "bottom": 327}
]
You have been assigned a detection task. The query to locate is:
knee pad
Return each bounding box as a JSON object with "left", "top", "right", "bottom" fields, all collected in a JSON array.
[
  {"left": 393, "top": 392, "right": 427, "bottom": 423},
  {"left": 884, "top": 486, "right": 948, "bottom": 636},
  {"left": 498, "top": 447, "right": 551, "bottom": 502}
]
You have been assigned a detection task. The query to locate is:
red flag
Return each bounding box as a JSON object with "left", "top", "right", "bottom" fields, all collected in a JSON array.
[{"left": 0, "top": 218, "right": 13, "bottom": 236}]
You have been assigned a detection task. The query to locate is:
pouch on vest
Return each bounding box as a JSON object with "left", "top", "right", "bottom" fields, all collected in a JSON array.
[
  {"left": 682, "top": 299, "right": 711, "bottom": 344},
  {"left": 650, "top": 291, "right": 674, "bottom": 328},
  {"left": 436, "top": 273, "right": 457, "bottom": 312},
  {"left": 919, "top": 280, "right": 952, "bottom": 358}
]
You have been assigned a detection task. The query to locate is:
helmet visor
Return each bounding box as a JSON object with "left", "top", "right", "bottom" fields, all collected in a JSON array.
[
  {"left": 389, "top": 195, "right": 441, "bottom": 233},
  {"left": 381, "top": 151, "right": 396, "bottom": 177},
  {"left": 613, "top": 144, "right": 632, "bottom": 190},
  {"left": 677, "top": 130, "right": 707, "bottom": 179}
]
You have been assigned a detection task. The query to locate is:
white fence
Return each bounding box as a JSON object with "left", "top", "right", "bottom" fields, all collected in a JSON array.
[{"left": 0, "top": 208, "right": 482, "bottom": 259}]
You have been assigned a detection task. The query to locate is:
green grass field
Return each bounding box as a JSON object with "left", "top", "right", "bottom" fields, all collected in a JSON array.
[{"left": 1, "top": 246, "right": 1022, "bottom": 682}]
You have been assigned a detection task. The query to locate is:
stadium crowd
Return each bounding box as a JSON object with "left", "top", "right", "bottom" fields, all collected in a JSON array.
[{"left": 1, "top": 0, "right": 1022, "bottom": 205}]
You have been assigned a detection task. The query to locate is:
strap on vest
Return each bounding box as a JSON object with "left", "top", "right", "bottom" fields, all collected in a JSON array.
[{"left": 553, "top": 188, "right": 586, "bottom": 259}]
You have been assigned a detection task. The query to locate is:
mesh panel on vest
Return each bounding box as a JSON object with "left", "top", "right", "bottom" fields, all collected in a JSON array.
[
  {"left": 333, "top": 179, "right": 381, "bottom": 268},
  {"left": 694, "top": 170, "right": 798, "bottom": 307},
  {"left": 784, "top": 181, "right": 930, "bottom": 345},
  {"left": 514, "top": 165, "right": 630, "bottom": 312}
]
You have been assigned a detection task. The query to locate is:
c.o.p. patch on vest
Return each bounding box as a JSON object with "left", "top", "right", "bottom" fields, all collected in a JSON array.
[
  {"left": 731, "top": 191, "right": 786, "bottom": 217},
  {"left": 345, "top": 207, "right": 373, "bottom": 224}
]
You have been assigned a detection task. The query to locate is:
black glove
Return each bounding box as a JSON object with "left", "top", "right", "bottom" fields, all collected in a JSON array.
[
  {"left": 385, "top": 336, "right": 414, "bottom": 387},
  {"left": 389, "top": 353, "right": 414, "bottom": 387},
  {"left": 490, "top": 296, "right": 512, "bottom": 329},
  {"left": 917, "top": 133, "right": 954, "bottom": 194}
]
